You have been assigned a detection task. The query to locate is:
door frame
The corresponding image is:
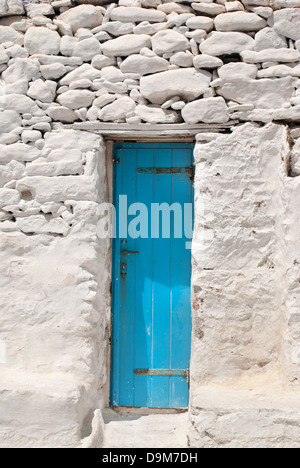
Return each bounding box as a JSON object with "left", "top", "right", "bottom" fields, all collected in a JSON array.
[{"left": 109, "top": 140, "right": 195, "bottom": 409}]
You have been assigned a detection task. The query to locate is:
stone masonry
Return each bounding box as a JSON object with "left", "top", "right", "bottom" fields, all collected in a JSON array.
[{"left": 0, "top": 0, "right": 300, "bottom": 448}]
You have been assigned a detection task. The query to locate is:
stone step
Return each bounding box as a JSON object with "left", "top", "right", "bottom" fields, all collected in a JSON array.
[{"left": 102, "top": 408, "right": 188, "bottom": 448}]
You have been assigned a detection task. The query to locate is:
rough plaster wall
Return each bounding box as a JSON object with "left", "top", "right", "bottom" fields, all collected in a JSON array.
[
  {"left": 283, "top": 131, "right": 300, "bottom": 385},
  {"left": 0, "top": 129, "right": 111, "bottom": 448},
  {"left": 188, "top": 123, "right": 300, "bottom": 448},
  {"left": 191, "top": 123, "right": 287, "bottom": 385}
]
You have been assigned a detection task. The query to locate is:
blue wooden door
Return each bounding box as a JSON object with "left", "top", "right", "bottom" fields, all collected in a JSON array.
[{"left": 111, "top": 143, "right": 194, "bottom": 408}]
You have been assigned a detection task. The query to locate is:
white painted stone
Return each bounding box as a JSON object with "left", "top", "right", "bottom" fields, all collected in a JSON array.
[
  {"left": 172, "top": 101, "right": 185, "bottom": 110},
  {"left": 93, "top": 94, "right": 116, "bottom": 108},
  {"left": 110, "top": 7, "right": 167, "bottom": 23},
  {"left": 140, "top": 68, "right": 211, "bottom": 105},
  {"left": 273, "top": 106, "right": 300, "bottom": 121},
  {"left": 251, "top": 7, "right": 274, "bottom": 19},
  {"left": 40, "top": 64, "right": 67, "bottom": 80},
  {"left": 94, "top": 31, "right": 111, "bottom": 42},
  {"left": 25, "top": 3, "right": 54, "bottom": 18},
  {"left": 136, "top": 104, "right": 179, "bottom": 123},
  {"left": 161, "top": 96, "right": 181, "bottom": 109},
  {"left": 86, "top": 106, "right": 99, "bottom": 121},
  {"left": 193, "top": 54, "right": 223, "bottom": 69},
  {"left": 0, "top": 110, "right": 21, "bottom": 133},
  {"left": 228, "top": 103, "right": 255, "bottom": 112},
  {"left": 0, "top": 160, "right": 25, "bottom": 187},
  {"left": 73, "top": 38, "right": 102, "bottom": 62},
  {"left": 0, "top": 26, "right": 23, "bottom": 45},
  {"left": 185, "top": 30, "right": 207, "bottom": 43},
  {"left": 241, "top": 49, "right": 300, "bottom": 63},
  {"left": 100, "top": 66, "right": 125, "bottom": 83},
  {"left": 24, "top": 27, "right": 61, "bottom": 55},
  {"left": 152, "top": 30, "right": 190, "bottom": 56},
  {"left": 242, "top": 0, "right": 271, "bottom": 5},
  {"left": 34, "top": 53, "right": 82, "bottom": 65},
  {"left": 53, "top": 19, "right": 73, "bottom": 37},
  {"left": 0, "top": 0, "right": 24, "bottom": 17},
  {"left": 16, "top": 215, "right": 70, "bottom": 235},
  {"left": 189, "top": 386, "right": 300, "bottom": 448},
  {"left": 215, "top": 11, "right": 267, "bottom": 32},
  {"left": 16, "top": 174, "right": 99, "bottom": 203},
  {"left": 0, "top": 46, "right": 8, "bottom": 65},
  {"left": 76, "top": 28, "right": 94, "bottom": 40},
  {"left": 60, "top": 36, "right": 79, "bottom": 57},
  {"left": 225, "top": 1, "right": 245, "bottom": 12},
  {"left": 98, "top": 97, "right": 135, "bottom": 121},
  {"left": 167, "top": 13, "right": 195, "bottom": 28},
  {"left": 182, "top": 96, "right": 229, "bottom": 123},
  {"left": 142, "top": 0, "right": 161, "bottom": 7},
  {"left": 21, "top": 130, "right": 42, "bottom": 144},
  {"left": 158, "top": 2, "right": 193, "bottom": 14},
  {"left": 139, "top": 48, "right": 156, "bottom": 58},
  {"left": 218, "top": 62, "right": 258, "bottom": 80},
  {"left": 230, "top": 108, "right": 275, "bottom": 121},
  {"left": 200, "top": 31, "right": 255, "bottom": 56},
  {"left": 2, "top": 58, "right": 39, "bottom": 84},
  {"left": 32, "top": 15, "right": 52, "bottom": 27},
  {"left": 27, "top": 79, "right": 57, "bottom": 104},
  {"left": 254, "top": 28, "right": 288, "bottom": 52},
  {"left": 0, "top": 188, "right": 20, "bottom": 207},
  {"left": 26, "top": 160, "right": 84, "bottom": 177},
  {"left": 46, "top": 106, "right": 77, "bottom": 123},
  {"left": 0, "top": 132, "right": 20, "bottom": 145},
  {"left": 257, "top": 65, "right": 300, "bottom": 78},
  {"left": 91, "top": 55, "right": 116, "bottom": 72},
  {"left": 57, "top": 90, "right": 95, "bottom": 110},
  {"left": 0, "top": 94, "right": 39, "bottom": 115},
  {"left": 118, "top": 0, "right": 141, "bottom": 4},
  {"left": 186, "top": 16, "right": 214, "bottom": 32},
  {"left": 291, "top": 139, "right": 300, "bottom": 175},
  {"left": 69, "top": 79, "right": 93, "bottom": 90},
  {"left": 101, "top": 34, "right": 151, "bottom": 57},
  {"left": 100, "top": 21, "right": 135, "bottom": 36},
  {"left": 270, "top": 8, "right": 300, "bottom": 41},
  {"left": 120, "top": 54, "right": 169, "bottom": 75},
  {"left": 97, "top": 80, "right": 127, "bottom": 94},
  {"left": 60, "top": 64, "right": 101, "bottom": 86},
  {"left": 6, "top": 44, "right": 28, "bottom": 59},
  {"left": 192, "top": 3, "right": 226, "bottom": 16},
  {"left": 58, "top": 5, "right": 103, "bottom": 33},
  {"left": 0, "top": 143, "right": 39, "bottom": 162},
  {"left": 170, "top": 51, "right": 194, "bottom": 68},
  {"left": 217, "top": 77, "right": 294, "bottom": 109},
  {"left": 133, "top": 21, "right": 166, "bottom": 36},
  {"left": 274, "top": 0, "right": 300, "bottom": 6}
]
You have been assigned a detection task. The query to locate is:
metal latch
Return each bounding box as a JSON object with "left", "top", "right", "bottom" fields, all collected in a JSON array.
[{"left": 134, "top": 369, "right": 190, "bottom": 383}]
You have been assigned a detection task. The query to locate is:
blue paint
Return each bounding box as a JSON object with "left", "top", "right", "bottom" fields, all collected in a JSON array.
[{"left": 111, "top": 143, "right": 194, "bottom": 409}]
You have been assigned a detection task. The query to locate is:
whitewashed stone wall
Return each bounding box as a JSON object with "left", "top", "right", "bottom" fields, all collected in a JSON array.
[{"left": 1, "top": 0, "right": 300, "bottom": 448}]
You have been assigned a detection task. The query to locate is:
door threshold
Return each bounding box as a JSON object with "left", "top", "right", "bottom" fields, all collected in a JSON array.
[{"left": 111, "top": 407, "right": 187, "bottom": 415}]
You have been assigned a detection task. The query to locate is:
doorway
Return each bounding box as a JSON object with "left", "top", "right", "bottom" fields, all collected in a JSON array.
[{"left": 111, "top": 142, "right": 194, "bottom": 409}]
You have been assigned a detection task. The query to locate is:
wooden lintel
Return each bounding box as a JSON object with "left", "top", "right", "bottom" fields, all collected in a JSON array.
[{"left": 54, "top": 122, "right": 238, "bottom": 141}]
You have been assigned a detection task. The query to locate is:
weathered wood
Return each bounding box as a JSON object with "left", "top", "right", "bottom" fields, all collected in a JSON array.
[{"left": 54, "top": 122, "right": 238, "bottom": 140}]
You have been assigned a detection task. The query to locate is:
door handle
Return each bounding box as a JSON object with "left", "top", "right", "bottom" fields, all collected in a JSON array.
[{"left": 121, "top": 250, "right": 139, "bottom": 255}]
